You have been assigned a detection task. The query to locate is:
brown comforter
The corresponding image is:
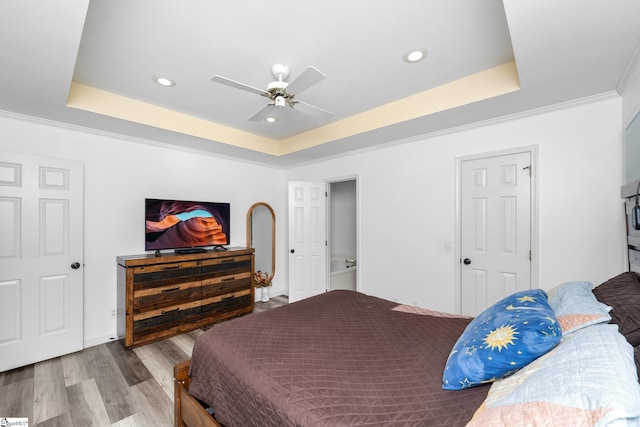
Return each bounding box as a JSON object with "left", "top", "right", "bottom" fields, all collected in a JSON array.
[{"left": 188, "top": 290, "right": 489, "bottom": 426}]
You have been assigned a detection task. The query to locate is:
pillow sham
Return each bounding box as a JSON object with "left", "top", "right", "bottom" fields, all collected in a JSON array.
[
  {"left": 442, "top": 289, "right": 562, "bottom": 390},
  {"left": 467, "top": 324, "right": 640, "bottom": 426},
  {"left": 547, "top": 280, "right": 611, "bottom": 335},
  {"left": 593, "top": 272, "right": 640, "bottom": 346}
]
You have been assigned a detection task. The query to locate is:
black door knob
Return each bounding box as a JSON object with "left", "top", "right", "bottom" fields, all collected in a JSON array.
[
  {"left": 463, "top": 258, "right": 471, "bottom": 265},
  {"left": 71, "top": 262, "right": 81, "bottom": 269},
  {"left": 290, "top": 249, "right": 295, "bottom": 254}
]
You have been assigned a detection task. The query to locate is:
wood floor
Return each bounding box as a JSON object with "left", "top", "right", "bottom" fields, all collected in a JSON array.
[{"left": 0, "top": 295, "right": 288, "bottom": 427}]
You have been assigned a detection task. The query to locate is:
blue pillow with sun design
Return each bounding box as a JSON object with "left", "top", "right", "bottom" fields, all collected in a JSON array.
[{"left": 442, "top": 289, "right": 562, "bottom": 390}]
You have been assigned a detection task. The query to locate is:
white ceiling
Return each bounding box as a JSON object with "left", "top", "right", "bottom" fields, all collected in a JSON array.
[{"left": 1, "top": 0, "right": 640, "bottom": 167}]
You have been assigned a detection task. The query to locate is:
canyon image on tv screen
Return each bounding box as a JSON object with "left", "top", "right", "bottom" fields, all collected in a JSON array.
[{"left": 145, "top": 198, "right": 230, "bottom": 251}]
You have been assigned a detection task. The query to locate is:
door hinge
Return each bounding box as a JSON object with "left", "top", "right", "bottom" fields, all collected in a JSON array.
[
  {"left": 529, "top": 250, "right": 532, "bottom": 261},
  {"left": 325, "top": 191, "right": 328, "bottom": 197}
]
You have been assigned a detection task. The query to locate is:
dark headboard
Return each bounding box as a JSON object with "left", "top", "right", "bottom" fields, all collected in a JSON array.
[{"left": 622, "top": 179, "right": 640, "bottom": 273}]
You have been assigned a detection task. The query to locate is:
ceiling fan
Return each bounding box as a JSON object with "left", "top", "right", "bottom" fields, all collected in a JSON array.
[{"left": 211, "top": 64, "right": 334, "bottom": 122}]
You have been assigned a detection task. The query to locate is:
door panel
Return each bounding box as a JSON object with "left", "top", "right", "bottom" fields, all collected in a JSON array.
[
  {"left": 0, "top": 196, "right": 20, "bottom": 257},
  {"left": 0, "top": 279, "right": 20, "bottom": 345},
  {"left": 0, "top": 151, "right": 83, "bottom": 372},
  {"left": 460, "top": 152, "right": 531, "bottom": 316},
  {"left": 288, "top": 181, "right": 326, "bottom": 303}
]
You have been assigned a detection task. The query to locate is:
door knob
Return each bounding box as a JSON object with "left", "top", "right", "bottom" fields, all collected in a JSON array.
[
  {"left": 463, "top": 258, "right": 471, "bottom": 265},
  {"left": 71, "top": 262, "right": 81, "bottom": 269},
  {"left": 290, "top": 249, "right": 295, "bottom": 254}
]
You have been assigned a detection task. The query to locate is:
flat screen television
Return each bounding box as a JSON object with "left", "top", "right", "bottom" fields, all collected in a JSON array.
[{"left": 145, "top": 198, "right": 230, "bottom": 253}]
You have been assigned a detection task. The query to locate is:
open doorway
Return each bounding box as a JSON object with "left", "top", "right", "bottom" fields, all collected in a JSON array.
[{"left": 328, "top": 179, "right": 358, "bottom": 291}]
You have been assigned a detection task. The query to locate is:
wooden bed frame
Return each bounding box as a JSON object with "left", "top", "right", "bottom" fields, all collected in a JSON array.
[
  {"left": 174, "top": 360, "right": 221, "bottom": 427},
  {"left": 174, "top": 178, "right": 640, "bottom": 427}
]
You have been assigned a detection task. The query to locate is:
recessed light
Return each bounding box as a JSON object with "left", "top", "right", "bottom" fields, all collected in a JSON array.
[
  {"left": 265, "top": 117, "right": 278, "bottom": 123},
  {"left": 152, "top": 76, "right": 176, "bottom": 87},
  {"left": 403, "top": 49, "right": 428, "bottom": 63}
]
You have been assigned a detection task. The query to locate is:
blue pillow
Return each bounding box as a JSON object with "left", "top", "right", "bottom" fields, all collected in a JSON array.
[{"left": 442, "top": 289, "right": 562, "bottom": 390}]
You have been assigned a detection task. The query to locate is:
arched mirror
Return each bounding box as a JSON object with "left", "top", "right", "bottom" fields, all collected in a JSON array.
[{"left": 246, "top": 202, "right": 275, "bottom": 277}]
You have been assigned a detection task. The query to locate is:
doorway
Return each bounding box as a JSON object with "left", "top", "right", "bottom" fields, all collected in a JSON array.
[
  {"left": 287, "top": 181, "right": 327, "bottom": 303},
  {"left": 328, "top": 179, "right": 357, "bottom": 291},
  {"left": 287, "top": 178, "right": 358, "bottom": 302},
  {"left": 0, "top": 151, "right": 84, "bottom": 371},
  {"left": 456, "top": 147, "right": 537, "bottom": 316}
]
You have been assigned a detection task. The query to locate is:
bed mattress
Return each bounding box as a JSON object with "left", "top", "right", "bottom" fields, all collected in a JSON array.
[{"left": 188, "top": 290, "right": 489, "bottom": 426}]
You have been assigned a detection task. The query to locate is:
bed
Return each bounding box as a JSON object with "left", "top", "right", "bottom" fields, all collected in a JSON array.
[
  {"left": 175, "top": 290, "right": 490, "bottom": 426},
  {"left": 174, "top": 281, "right": 640, "bottom": 427},
  {"left": 174, "top": 180, "right": 640, "bottom": 426}
]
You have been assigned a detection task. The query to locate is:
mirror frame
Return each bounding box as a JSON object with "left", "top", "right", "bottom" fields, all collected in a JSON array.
[{"left": 246, "top": 202, "right": 276, "bottom": 277}]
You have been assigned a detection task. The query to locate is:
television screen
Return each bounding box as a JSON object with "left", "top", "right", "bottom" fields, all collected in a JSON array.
[{"left": 145, "top": 198, "right": 230, "bottom": 251}]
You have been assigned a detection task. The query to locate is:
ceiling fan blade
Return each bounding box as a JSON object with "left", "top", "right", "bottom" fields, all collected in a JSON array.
[
  {"left": 292, "top": 101, "right": 334, "bottom": 120},
  {"left": 285, "top": 66, "right": 326, "bottom": 94},
  {"left": 211, "top": 75, "right": 266, "bottom": 96},
  {"left": 248, "top": 103, "right": 277, "bottom": 121}
]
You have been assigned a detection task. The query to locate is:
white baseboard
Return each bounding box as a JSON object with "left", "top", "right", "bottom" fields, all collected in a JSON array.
[{"left": 84, "top": 334, "right": 120, "bottom": 349}]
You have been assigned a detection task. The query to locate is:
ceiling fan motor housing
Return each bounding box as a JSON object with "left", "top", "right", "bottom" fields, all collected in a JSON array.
[{"left": 271, "top": 64, "right": 290, "bottom": 80}]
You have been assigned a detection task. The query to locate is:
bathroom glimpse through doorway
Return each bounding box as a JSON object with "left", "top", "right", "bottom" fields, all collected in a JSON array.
[{"left": 328, "top": 179, "right": 358, "bottom": 292}]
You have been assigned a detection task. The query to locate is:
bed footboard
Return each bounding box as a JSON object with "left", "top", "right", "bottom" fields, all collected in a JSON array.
[{"left": 174, "top": 360, "right": 222, "bottom": 427}]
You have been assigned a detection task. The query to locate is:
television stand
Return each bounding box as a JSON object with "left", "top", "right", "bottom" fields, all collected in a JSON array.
[
  {"left": 213, "top": 245, "right": 228, "bottom": 251},
  {"left": 116, "top": 247, "right": 255, "bottom": 348},
  {"left": 175, "top": 247, "right": 207, "bottom": 254}
]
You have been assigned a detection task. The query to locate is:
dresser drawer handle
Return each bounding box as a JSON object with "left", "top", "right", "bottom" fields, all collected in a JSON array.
[
  {"left": 161, "top": 307, "right": 180, "bottom": 315},
  {"left": 221, "top": 277, "right": 235, "bottom": 282},
  {"left": 161, "top": 287, "right": 180, "bottom": 293},
  {"left": 161, "top": 265, "right": 180, "bottom": 270},
  {"left": 220, "top": 259, "right": 234, "bottom": 263},
  {"left": 222, "top": 295, "right": 235, "bottom": 301}
]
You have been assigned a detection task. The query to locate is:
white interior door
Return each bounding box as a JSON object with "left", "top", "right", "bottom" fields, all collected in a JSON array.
[
  {"left": 0, "top": 151, "right": 84, "bottom": 372},
  {"left": 460, "top": 151, "right": 531, "bottom": 316},
  {"left": 288, "top": 181, "right": 326, "bottom": 303}
]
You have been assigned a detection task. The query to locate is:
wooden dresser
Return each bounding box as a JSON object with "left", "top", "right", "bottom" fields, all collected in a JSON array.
[{"left": 117, "top": 247, "right": 254, "bottom": 348}]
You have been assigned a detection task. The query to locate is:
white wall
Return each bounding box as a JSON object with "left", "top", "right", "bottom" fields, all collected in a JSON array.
[
  {"left": 285, "top": 95, "right": 625, "bottom": 313},
  {"left": 1, "top": 93, "right": 628, "bottom": 345},
  {"left": 0, "top": 114, "right": 286, "bottom": 347}
]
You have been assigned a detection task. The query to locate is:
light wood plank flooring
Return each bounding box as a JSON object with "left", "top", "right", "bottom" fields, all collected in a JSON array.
[{"left": 0, "top": 295, "right": 287, "bottom": 427}]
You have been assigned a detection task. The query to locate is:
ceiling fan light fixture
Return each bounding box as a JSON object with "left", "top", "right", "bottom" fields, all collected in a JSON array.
[
  {"left": 274, "top": 95, "right": 286, "bottom": 108},
  {"left": 265, "top": 116, "right": 277, "bottom": 123},
  {"left": 403, "top": 48, "right": 428, "bottom": 63},
  {"left": 152, "top": 75, "right": 176, "bottom": 87}
]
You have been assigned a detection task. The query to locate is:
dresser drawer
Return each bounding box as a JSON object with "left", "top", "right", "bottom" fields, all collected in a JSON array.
[
  {"left": 201, "top": 255, "right": 252, "bottom": 279},
  {"left": 133, "top": 300, "right": 201, "bottom": 338},
  {"left": 132, "top": 261, "right": 201, "bottom": 291},
  {"left": 133, "top": 280, "right": 201, "bottom": 311},
  {"left": 201, "top": 288, "right": 252, "bottom": 319},
  {"left": 201, "top": 271, "right": 252, "bottom": 298}
]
